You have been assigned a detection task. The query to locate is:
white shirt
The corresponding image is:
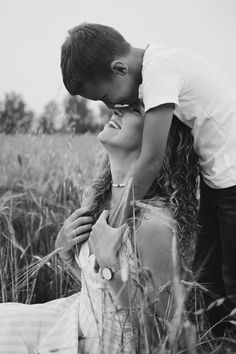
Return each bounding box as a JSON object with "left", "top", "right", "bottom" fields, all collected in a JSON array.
[{"left": 141, "top": 43, "right": 236, "bottom": 188}]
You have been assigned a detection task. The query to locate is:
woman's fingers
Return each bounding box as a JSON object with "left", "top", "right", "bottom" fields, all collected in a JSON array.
[
  {"left": 56, "top": 225, "right": 91, "bottom": 252},
  {"left": 66, "top": 206, "right": 92, "bottom": 223},
  {"left": 56, "top": 207, "right": 93, "bottom": 254},
  {"left": 72, "top": 223, "right": 92, "bottom": 237},
  {"left": 72, "top": 232, "right": 90, "bottom": 245},
  {"left": 71, "top": 216, "right": 94, "bottom": 230}
]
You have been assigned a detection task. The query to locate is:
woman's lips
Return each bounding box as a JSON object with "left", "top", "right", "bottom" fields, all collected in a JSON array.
[{"left": 106, "top": 119, "right": 121, "bottom": 129}]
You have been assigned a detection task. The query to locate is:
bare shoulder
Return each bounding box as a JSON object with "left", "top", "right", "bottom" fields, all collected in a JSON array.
[
  {"left": 136, "top": 206, "right": 174, "bottom": 251},
  {"left": 136, "top": 206, "right": 174, "bottom": 284}
]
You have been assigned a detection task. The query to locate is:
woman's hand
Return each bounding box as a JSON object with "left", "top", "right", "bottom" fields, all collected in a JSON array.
[
  {"left": 90, "top": 210, "right": 124, "bottom": 269},
  {"left": 55, "top": 206, "right": 94, "bottom": 262}
]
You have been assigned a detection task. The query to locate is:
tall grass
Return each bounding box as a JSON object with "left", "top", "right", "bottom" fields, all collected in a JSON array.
[{"left": 0, "top": 133, "right": 99, "bottom": 303}]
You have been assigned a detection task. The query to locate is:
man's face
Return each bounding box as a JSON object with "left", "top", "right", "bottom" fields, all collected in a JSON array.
[{"left": 81, "top": 73, "right": 139, "bottom": 109}]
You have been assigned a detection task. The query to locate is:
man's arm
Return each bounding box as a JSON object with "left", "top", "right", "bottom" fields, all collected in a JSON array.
[
  {"left": 133, "top": 103, "right": 174, "bottom": 200},
  {"left": 109, "top": 103, "right": 174, "bottom": 226}
]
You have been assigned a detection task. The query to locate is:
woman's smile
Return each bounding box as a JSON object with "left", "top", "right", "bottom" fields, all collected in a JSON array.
[
  {"left": 106, "top": 119, "right": 121, "bottom": 130},
  {"left": 98, "top": 107, "right": 144, "bottom": 153}
]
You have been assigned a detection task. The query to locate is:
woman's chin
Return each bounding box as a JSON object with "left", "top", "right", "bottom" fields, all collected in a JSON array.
[{"left": 97, "top": 126, "right": 120, "bottom": 144}]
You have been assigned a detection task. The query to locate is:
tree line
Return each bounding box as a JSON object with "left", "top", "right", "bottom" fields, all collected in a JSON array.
[{"left": 0, "top": 92, "right": 111, "bottom": 134}]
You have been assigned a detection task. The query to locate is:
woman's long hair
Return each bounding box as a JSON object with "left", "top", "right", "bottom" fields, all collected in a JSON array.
[{"left": 90, "top": 115, "right": 199, "bottom": 265}]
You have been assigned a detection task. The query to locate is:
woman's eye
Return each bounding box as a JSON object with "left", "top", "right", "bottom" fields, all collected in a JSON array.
[{"left": 114, "top": 109, "right": 124, "bottom": 118}]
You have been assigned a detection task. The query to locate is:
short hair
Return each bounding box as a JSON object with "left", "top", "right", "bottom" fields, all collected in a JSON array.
[{"left": 61, "top": 23, "right": 131, "bottom": 95}]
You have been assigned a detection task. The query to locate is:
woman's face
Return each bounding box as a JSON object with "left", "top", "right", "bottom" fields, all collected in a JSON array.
[{"left": 98, "top": 104, "right": 144, "bottom": 153}]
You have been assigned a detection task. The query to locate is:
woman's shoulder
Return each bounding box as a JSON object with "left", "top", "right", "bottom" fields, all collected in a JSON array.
[
  {"left": 133, "top": 200, "right": 174, "bottom": 288},
  {"left": 135, "top": 200, "right": 174, "bottom": 233},
  {"left": 134, "top": 200, "right": 174, "bottom": 256}
]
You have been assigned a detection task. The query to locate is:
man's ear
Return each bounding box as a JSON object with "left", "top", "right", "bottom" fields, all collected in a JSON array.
[{"left": 110, "top": 60, "right": 128, "bottom": 76}]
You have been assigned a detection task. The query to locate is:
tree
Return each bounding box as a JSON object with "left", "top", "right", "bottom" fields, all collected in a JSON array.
[
  {"left": 63, "top": 95, "right": 96, "bottom": 134},
  {"left": 37, "top": 100, "right": 59, "bottom": 134},
  {"left": 0, "top": 92, "right": 34, "bottom": 134}
]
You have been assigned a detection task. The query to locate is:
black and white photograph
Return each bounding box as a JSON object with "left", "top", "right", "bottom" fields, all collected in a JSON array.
[{"left": 0, "top": 0, "right": 236, "bottom": 352}]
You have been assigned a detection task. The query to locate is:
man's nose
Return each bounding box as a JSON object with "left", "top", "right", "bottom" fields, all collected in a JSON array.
[{"left": 103, "top": 100, "right": 114, "bottom": 109}]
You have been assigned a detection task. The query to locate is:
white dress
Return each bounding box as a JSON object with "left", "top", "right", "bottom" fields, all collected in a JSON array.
[{"left": 0, "top": 240, "right": 135, "bottom": 354}]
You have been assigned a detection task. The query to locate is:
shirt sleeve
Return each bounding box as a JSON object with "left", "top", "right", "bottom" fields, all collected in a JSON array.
[{"left": 141, "top": 56, "right": 183, "bottom": 112}]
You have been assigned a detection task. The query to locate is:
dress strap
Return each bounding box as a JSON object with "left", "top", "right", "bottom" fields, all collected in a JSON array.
[{"left": 75, "top": 241, "right": 90, "bottom": 269}]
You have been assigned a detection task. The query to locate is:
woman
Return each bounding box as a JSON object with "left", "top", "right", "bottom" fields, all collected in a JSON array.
[{"left": 0, "top": 106, "right": 199, "bottom": 353}]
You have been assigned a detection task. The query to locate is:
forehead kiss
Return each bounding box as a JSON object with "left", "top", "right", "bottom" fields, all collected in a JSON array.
[{"left": 105, "top": 104, "right": 144, "bottom": 130}]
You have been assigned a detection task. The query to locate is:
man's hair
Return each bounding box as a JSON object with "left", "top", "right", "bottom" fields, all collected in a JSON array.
[{"left": 61, "top": 23, "right": 131, "bottom": 95}]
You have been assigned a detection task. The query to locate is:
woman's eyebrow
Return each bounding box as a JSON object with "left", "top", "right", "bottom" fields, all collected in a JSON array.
[{"left": 113, "top": 108, "right": 125, "bottom": 117}]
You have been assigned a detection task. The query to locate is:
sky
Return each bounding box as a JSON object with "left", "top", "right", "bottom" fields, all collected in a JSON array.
[{"left": 0, "top": 0, "right": 236, "bottom": 115}]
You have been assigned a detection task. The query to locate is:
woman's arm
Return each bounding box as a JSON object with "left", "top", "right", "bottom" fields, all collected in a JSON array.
[
  {"left": 110, "top": 214, "right": 173, "bottom": 311},
  {"left": 135, "top": 213, "right": 173, "bottom": 314}
]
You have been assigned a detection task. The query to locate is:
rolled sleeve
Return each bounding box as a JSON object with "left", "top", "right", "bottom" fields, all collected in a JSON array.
[{"left": 141, "top": 57, "right": 183, "bottom": 112}]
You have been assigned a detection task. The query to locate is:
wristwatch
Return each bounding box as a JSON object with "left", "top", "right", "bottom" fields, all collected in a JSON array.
[{"left": 101, "top": 264, "right": 118, "bottom": 280}]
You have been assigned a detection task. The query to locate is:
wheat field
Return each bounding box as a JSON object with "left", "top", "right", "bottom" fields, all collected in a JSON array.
[{"left": 0, "top": 133, "right": 100, "bottom": 303}]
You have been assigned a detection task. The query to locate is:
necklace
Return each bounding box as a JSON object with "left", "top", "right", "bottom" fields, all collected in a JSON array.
[{"left": 111, "top": 182, "right": 126, "bottom": 188}]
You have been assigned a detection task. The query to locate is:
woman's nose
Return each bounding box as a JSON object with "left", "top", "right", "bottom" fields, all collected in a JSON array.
[{"left": 114, "top": 108, "right": 124, "bottom": 117}]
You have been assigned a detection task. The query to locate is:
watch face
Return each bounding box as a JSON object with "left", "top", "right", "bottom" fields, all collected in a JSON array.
[{"left": 101, "top": 267, "right": 113, "bottom": 280}]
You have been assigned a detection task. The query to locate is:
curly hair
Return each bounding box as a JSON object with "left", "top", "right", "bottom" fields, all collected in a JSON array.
[
  {"left": 158, "top": 116, "right": 200, "bottom": 264},
  {"left": 89, "top": 115, "right": 200, "bottom": 265}
]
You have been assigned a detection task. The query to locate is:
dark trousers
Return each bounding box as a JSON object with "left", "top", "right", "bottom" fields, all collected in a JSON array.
[{"left": 193, "top": 179, "right": 236, "bottom": 335}]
